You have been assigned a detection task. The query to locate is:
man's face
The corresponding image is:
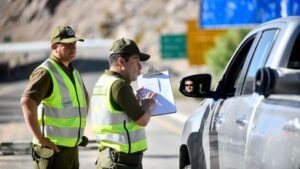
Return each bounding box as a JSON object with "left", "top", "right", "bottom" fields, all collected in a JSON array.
[
  {"left": 56, "top": 42, "right": 77, "bottom": 62},
  {"left": 185, "top": 80, "right": 194, "bottom": 93},
  {"left": 124, "top": 54, "right": 142, "bottom": 82}
]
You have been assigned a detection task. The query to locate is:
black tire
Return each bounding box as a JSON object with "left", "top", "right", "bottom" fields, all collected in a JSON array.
[
  {"left": 180, "top": 145, "right": 190, "bottom": 169},
  {"left": 183, "top": 165, "right": 191, "bottom": 169}
]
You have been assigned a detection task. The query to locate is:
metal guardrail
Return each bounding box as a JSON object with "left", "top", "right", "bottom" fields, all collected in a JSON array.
[
  {"left": 0, "top": 38, "right": 112, "bottom": 82},
  {"left": 0, "top": 141, "right": 31, "bottom": 156},
  {"left": 0, "top": 140, "right": 98, "bottom": 156},
  {"left": 0, "top": 39, "right": 113, "bottom": 54}
]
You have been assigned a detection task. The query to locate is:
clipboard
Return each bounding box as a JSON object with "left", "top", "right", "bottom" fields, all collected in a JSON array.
[{"left": 137, "top": 67, "right": 177, "bottom": 116}]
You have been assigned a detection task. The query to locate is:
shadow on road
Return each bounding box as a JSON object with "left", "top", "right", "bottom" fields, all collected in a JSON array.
[
  {"left": 144, "top": 154, "right": 178, "bottom": 159},
  {"left": 0, "top": 58, "right": 108, "bottom": 83}
]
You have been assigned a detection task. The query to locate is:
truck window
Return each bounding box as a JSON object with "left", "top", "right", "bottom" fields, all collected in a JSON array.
[
  {"left": 288, "top": 32, "right": 300, "bottom": 69},
  {"left": 218, "top": 36, "right": 256, "bottom": 98},
  {"left": 242, "top": 29, "right": 279, "bottom": 95}
]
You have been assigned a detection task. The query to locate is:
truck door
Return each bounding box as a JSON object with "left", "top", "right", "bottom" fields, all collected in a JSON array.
[
  {"left": 245, "top": 28, "right": 300, "bottom": 169},
  {"left": 217, "top": 29, "right": 279, "bottom": 169},
  {"left": 202, "top": 33, "right": 259, "bottom": 169}
]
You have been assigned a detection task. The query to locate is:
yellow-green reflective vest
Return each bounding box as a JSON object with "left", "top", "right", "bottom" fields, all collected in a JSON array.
[
  {"left": 34, "top": 59, "right": 88, "bottom": 147},
  {"left": 91, "top": 74, "right": 147, "bottom": 153}
]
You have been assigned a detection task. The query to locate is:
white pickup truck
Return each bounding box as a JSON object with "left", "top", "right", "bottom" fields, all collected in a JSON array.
[{"left": 179, "top": 16, "right": 300, "bottom": 169}]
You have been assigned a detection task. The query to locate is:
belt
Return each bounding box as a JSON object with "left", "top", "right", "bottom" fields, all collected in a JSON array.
[
  {"left": 57, "top": 145, "right": 78, "bottom": 150},
  {"left": 109, "top": 148, "right": 143, "bottom": 155},
  {"left": 109, "top": 148, "right": 143, "bottom": 166}
]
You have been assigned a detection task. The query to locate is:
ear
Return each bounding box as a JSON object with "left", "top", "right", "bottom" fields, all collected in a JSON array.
[{"left": 116, "top": 56, "right": 126, "bottom": 66}]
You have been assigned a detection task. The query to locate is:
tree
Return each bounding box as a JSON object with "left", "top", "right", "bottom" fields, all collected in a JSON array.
[{"left": 205, "top": 29, "right": 250, "bottom": 78}]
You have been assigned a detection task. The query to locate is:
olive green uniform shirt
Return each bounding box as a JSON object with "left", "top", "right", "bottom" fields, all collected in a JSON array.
[
  {"left": 105, "top": 70, "right": 144, "bottom": 121},
  {"left": 22, "top": 55, "right": 89, "bottom": 107}
]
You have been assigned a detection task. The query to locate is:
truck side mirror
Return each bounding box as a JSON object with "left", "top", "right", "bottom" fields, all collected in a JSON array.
[
  {"left": 255, "top": 67, "right": 300, "bottom": 98},
  {"left": 179, "top": 74, "right": 214, "bottom": 98}
]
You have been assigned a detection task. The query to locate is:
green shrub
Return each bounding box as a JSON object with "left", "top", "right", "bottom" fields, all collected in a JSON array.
[{"left": 205, "top": 29, "right": 250, "bottom": 78}]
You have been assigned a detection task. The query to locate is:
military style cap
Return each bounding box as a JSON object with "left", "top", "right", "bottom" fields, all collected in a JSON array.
[
  {"left": 50, "top": 26, "right": 84, "bottom": 44},
  {"left": 110, "top": 38, "right": 150, "bottom": 61}
]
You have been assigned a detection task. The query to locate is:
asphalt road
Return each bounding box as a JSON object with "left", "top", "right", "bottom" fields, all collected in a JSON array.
[{"left": 0, "top": 71, "right": 199, "bottom": 169}]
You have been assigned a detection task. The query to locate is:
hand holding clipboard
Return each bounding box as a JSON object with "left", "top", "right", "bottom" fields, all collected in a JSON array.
[{"left": 137, "top": 66, "right": 177, "bottom": 116}]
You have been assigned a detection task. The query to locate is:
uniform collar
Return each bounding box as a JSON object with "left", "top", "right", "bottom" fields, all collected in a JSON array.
[
  {"left": 105, "top": 70, "right": 128, "bottom": 82},
  {"left": 50, "top": 54, "right": 74, "bottom": 72}
]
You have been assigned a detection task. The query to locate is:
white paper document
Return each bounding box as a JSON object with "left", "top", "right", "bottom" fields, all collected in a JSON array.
[{"left": 137, "top": 70, "right": 177, "bottom": 116}]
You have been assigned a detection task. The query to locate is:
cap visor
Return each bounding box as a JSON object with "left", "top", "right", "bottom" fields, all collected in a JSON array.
[
  {"left": 139, "top": 53, "right": 150, "bottom": 61},
  {"left": 60, "top": 37, "right": 84, "bottom": 43}
]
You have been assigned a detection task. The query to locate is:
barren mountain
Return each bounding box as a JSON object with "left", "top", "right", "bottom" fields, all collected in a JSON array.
[{"left": 0, "top": 0, "right": 198, "bottom": 59}]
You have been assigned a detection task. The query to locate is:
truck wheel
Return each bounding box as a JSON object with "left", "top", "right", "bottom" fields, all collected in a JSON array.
[{"left": 180, "top": 145, "right": 190, "bottom": 169}]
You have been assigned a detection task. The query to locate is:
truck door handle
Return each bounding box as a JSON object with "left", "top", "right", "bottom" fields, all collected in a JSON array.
[
  {"left": 214, "top": 115, "right": 224, "bottom": 124},
  {"left": 236, "top": 117, "right": 248, "bottom": 127},
  {"left": 283, "top": 118, "right": 300, "bottom": 133}
]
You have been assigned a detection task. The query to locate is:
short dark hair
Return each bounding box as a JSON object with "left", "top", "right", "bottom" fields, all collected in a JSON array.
[{"left": 108, "top": 53, "right": 131, "bottom": 65}]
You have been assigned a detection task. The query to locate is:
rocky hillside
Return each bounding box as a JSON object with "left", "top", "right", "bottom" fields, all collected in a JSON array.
[{"left": 0, "top": 0, "right": 198, "bottom": 61}]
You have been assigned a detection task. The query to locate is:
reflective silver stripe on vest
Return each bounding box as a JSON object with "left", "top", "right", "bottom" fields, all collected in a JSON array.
[
  {"left": 91, "top": 74, "right": 146, "bottom": 147},
  {"left": 43, "top": 126, "right": 84, "bottom": 138},
  {"left": 41, "top": 106, "right": 87, "bottom": 118},
  {"left": 39, "top": 60, "right": 87, "bottom": 119},
  {"left": 91, "top": 110, "right": 132, "bottom": 126},
  {"left": 91, "top": 96, "right": 132, "bottom": 126},
  {"left": 74, "top": 70, "right": 84, "bottom": 92},
  {"left": 95, "top": 128, "right": 146, "bottom": 144},
  {"left": 44, "top": 60, "right": 70, "bottom": 105},
  {"left": 73, "top": 70, "right": 87, "bottom": 107},
  {"left": 37, "top": 59, "right": 87, "bottom": 144}
]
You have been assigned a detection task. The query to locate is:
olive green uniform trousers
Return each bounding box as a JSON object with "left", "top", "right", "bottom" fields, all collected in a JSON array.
[{"left": 33, "top": 145, "right": 79, "bottom": 169}]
